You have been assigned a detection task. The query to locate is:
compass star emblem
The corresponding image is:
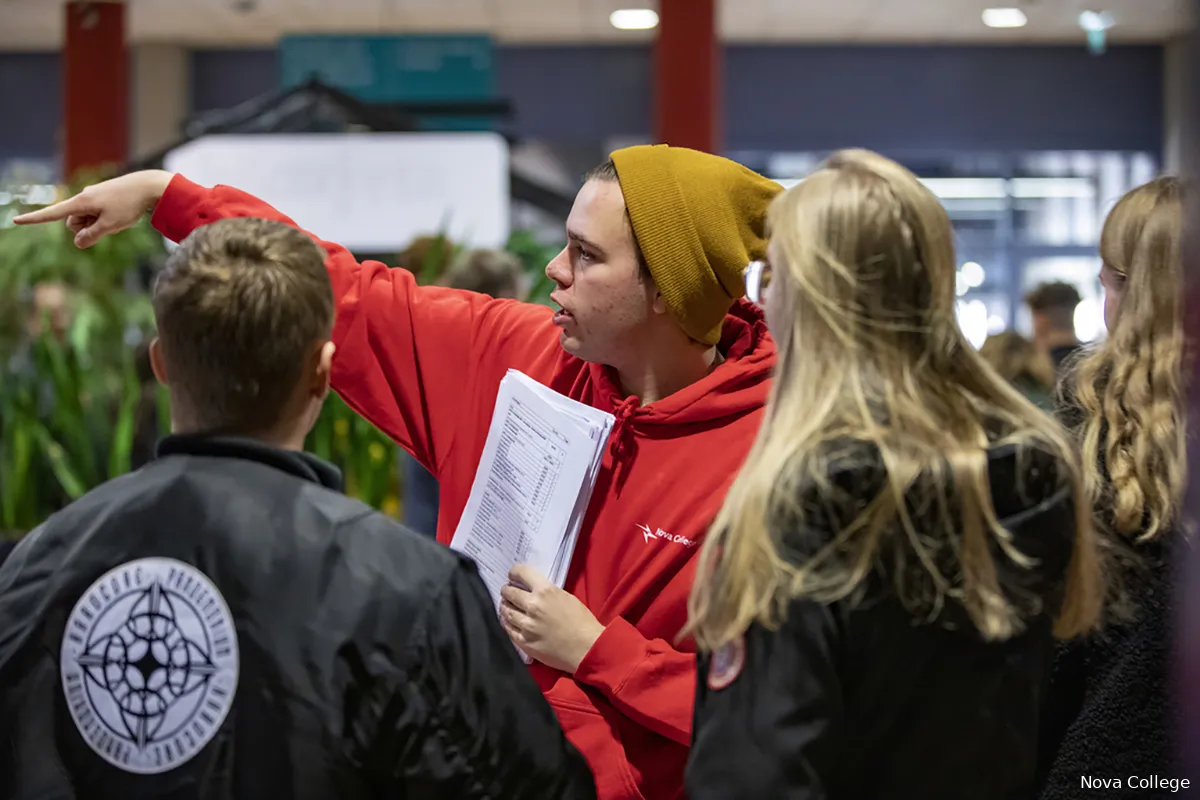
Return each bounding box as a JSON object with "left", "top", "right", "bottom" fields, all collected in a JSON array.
[
  {"left": 76, "top": 580, "right": 219, "bottom": 749},
  {"left": 62, "top": 558, "right": 239, "bottom": 774}
]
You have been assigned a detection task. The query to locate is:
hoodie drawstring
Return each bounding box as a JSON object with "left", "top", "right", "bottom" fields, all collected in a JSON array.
[{"left": 609, "top": 396, "right": 640, "bottom": 460}]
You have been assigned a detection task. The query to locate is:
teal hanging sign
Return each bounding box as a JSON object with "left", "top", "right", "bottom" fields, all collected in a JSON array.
[{"left": 279, "top": 34, "right": 494, "bottom": 103}]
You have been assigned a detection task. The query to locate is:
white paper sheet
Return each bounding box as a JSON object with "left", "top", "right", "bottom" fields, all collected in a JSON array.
[{"left": 449, "top": 371, "right": 615, "bottom": 611}]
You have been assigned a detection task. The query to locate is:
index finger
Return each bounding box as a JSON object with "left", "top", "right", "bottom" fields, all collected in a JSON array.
[{"left": 12, "top": 196, "right": 84, "bottom": 226}]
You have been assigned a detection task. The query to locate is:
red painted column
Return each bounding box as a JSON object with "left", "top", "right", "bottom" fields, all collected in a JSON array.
[
  {"left": 63, "top": 1, "right": 128, "bottom": 179},
  {"left": 654, "top": 0, "right": 720, "bottom": 154}
]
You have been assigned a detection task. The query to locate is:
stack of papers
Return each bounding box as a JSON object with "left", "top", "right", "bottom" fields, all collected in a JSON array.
[{"left": 449, "top": 370, "right": 615, "bottom": 649}]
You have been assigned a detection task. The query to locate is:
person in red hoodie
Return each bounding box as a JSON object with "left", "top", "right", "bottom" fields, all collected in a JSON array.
[{"left": 15, "top": 145, "right": 782, "bottom": 800}]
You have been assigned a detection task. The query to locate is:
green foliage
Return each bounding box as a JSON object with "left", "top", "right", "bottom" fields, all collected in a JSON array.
[
  {"left": 0, "top": 171, "right": 165, "bottom": 538},
  {"left": 505, "top": 228, "right": 562, "bottom": 307},
  {"left": 418, "top": 234, "right": 462, "bottom": 286}
]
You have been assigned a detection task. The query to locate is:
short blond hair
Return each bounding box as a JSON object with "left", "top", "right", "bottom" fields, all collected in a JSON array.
[{"left": 153, "top": 218, "right": 333, "bottom": 434}]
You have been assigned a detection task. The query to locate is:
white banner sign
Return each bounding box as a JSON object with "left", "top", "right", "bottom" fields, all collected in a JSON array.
[{"left": 164, "top": 132, "right": 510, "bottom": 252}]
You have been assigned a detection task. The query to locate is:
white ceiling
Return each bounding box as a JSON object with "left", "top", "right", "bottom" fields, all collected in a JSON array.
[{"left": 0, "top": 0, "right": 1190, "bottom": 50}]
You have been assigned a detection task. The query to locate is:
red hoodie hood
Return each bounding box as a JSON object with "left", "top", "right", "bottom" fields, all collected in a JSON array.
[{"left": 585, "top": 299, "right": 776, "bottom": 428}]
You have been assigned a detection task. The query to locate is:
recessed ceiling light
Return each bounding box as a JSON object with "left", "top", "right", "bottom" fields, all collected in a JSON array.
[
  {"left": 610, "top": 9, "right": 660, "bottom": 30},
  {"left": 982, "top": 7, "right": 1028, "bottom": 28}
]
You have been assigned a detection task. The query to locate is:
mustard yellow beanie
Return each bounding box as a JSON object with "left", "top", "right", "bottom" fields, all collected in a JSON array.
[{"left": 610, "top": 144, "right": 782, "bottom": 344}]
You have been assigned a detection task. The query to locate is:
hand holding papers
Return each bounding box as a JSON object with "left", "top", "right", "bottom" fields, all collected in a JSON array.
[
  {"left": 498, "top": 564, "right": 607, "bottom": 674},
  {"left": 449, "top": 371, "right": 615, "bottom": 657}
]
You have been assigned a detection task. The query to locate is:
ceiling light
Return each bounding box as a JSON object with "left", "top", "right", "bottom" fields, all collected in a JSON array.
[
  {"left": 982, "top": 8, "right": 1028, "bottom": 28},
  {"left": 610, "top": 9, "right": 659, "bottom": 30},
  {"left": 1078, "top": 10, "right": 1115, "bottom": 32}
]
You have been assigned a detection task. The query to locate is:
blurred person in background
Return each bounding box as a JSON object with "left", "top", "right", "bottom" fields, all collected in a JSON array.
[
  {"left": 10, "top": 280, "right": 76, "bottom": 388},
  {"left": 0, "top": 217, "right": 595, "bottom": 799},
  {"left": 402, "top": 246, "right": 529, "bottom": 537},
  {"left": 685, "top": 149, "right": 1102, "bottom": 799},
  {"left": 1026, "top": 281, "right": 1083, "bottom": 374},
  {"left": 979, "top": 330, "right": 1056, "bottom": 409},
  {"left": 26, "top": 280, "right": 74, "bottom": 341},
  {"left": 0, "top": 281, "right": 82, "bottom": 518},
  {"left": 442, "top": 246, "right": 531, "bottom": 299},
  {"left": 1037, "top": 177, "right": 1187, "bottom": 798},
  {"left": 15, "top": 143, "right": 781, "bottom": 800}
]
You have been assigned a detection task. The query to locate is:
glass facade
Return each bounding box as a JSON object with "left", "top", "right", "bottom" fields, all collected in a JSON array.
[{"left": 739, "top": 149, "right": 1162, "bottom": 347}]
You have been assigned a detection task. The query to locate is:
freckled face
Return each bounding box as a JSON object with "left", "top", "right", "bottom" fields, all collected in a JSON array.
[{"left": 544, "top": 179, "right": 657, "bottom": 366}]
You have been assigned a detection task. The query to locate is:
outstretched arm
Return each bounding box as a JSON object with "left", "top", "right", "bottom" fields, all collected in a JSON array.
[{"left": 14, "top": 171, "right": 551, "bottom": 475}]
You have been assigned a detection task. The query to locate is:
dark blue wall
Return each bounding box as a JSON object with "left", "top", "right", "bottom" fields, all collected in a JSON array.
[
  {"left": 0, "top": 53, "right": 61, "bottom": 165},
  {"left": 190, "top": 48, "right": 280, "bottom": 113},
  {"left": 187, "top": 44, "right": 1166, "bottom": 155},
  {"left": 0, "top": 44, "right": 1166, "bottom": 168},
  {"left": 496, "top": 46, "right": 652, "bottom": 144},
  {"left": 725, "top": 45, "right": 1164, "bottom": 156}
]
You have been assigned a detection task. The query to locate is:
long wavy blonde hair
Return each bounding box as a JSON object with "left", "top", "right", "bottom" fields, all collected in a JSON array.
[
  {"left": 1066, "top": 177, "right": 1186, "bottom": 543},
  {"left": 689, "top": 149, "right": 1101, "bottom": 650}
]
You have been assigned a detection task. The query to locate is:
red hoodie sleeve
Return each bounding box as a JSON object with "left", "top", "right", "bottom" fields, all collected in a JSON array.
[
  {"left": 573, "top": 617, "right": 694, "bottom": 745},
  {"left": 150, "top": 174, "right": 549, "bottom": 475}
]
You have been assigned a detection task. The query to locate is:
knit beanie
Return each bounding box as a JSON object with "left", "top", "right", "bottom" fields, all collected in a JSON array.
[{"left": 610, "top": 144, "right": 782, "bottom": 344}]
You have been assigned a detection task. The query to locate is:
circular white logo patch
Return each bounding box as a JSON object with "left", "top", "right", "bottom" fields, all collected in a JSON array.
[{"left": 60, "top": 558, "right": 239, "bottom": 775}]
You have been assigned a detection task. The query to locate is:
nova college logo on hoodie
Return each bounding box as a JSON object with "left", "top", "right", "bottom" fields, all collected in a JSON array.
[
  {"left": 61, "top": 557, "right": 239, "bottom": 774},
  {"left": 637, "top": 523, "right": 698, "bottom": 548}
]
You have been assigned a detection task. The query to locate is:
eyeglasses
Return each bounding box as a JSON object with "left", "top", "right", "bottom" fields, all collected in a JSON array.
[{"left": 744, "top": 260, "right": 773, "bottom": 305}]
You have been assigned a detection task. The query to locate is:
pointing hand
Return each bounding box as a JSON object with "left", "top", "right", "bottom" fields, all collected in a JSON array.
[{"left": 13, "top": 170, "right": 175, "bottom": 248}]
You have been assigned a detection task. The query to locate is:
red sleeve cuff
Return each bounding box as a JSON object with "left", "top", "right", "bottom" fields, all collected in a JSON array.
[
  {"left": 150, "top": 174, "right": 212, "bottom": 244},
  {"left": 574, "top": 616, "right": 648, "bottom": 695}
]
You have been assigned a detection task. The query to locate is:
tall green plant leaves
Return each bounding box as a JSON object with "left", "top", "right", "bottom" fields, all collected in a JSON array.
[
  {"left": 31, "top": 422, "right": 87, "bottom": 501},
  {"left": 417, "top": 233, "right": 461, "bottom": 286},
  {"left": 33, "top": 333, "right": 100, "bottom": 489},
  {"left": 0, "top": 177, "right": 165, "bottom": 537},
  {"left": 0, "top": 398, "right": 34, "bottom": 531},
  {"left": 108, "top": 353, "right": 142, "bottom": 480}
]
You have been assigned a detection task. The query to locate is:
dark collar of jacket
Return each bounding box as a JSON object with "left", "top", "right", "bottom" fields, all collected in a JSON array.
[{"left": 155, "top": 433, "right": 344, "bottom": 492}]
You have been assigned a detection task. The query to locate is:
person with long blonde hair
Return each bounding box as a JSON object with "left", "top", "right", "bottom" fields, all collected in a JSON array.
[
  {"left": 685, "top": 149, "right": 1103, "bottom": 799},
  {"left": 1037, "top": 176, "right": 1186, "bottom": 797}
]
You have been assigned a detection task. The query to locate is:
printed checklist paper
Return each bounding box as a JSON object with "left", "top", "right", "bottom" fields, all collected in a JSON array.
[{"left": 449, "top": 370, "right": 615, "bottom": 658}]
